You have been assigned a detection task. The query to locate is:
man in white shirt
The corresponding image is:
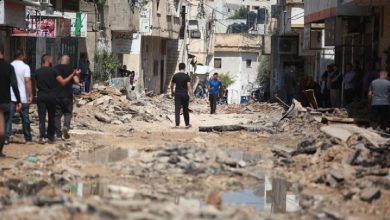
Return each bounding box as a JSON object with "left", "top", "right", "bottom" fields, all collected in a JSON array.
[{"left": 5, "top": 50, "right": 33, "bottom": 144}]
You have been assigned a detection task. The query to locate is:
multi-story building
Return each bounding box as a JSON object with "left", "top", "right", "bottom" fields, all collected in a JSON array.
[
  {"left": 213, "top": 33, "right": 262, "bottom": 104},
  {"left": 341, "top": 0, "right": 390, "bottom": 70},
  {"left": 82, "top": 0, "right": 185, "bottom": 95},
  {"left": 304, "top": 0, "right": 372, "bottom": 76},
  {"left": 6, "top": 0, "right": 86, "bottom": 71},
  {"left": 270, "top": 0, "right": 304, "bottom": 98}
]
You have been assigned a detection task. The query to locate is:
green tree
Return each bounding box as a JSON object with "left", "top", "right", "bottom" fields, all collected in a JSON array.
[
  {"left": 257, "top": 55, "right": 270, "bottom": 85},
  {"left": 219, "top": 72, "right": 236, "bottom": 87},
  {"left": 229, "top": 6, "right": 249, "bottom": 19},
  {"left": 94, "top": 51, "right": 120, "bottom": 82}
]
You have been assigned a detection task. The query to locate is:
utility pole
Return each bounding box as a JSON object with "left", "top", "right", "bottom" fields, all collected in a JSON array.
[{"left": 182, "top": 4, "right": 190, "bottom": 74}]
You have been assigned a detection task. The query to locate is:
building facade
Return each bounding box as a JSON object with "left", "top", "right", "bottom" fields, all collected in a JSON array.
[{"left": 214, "top": 33, "right": 262, "bottom": 104}]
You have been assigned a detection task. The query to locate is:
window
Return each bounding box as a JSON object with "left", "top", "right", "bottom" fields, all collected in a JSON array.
[
  {"left": 246, "top": 59, "right": 252, "bottom": 68},
  {"left": 214, "top": 58, "right": 222, "bottom": 68}
]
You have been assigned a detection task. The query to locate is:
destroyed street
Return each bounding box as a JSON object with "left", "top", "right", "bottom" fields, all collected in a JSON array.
[{"left": 0, "top": 86, "right": 389, "bottom": 220}]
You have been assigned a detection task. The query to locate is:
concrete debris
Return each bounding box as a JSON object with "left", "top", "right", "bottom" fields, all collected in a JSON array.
[
  {"left": 360, "top": 188, "right": 381, "bottom": 203},
  {"left": 2, "top": 84, "right": 390, "bottom": 219},
  {"left": 94, "top": 113, "right": 112, "bottom": 123},
  {"left": 272, "top": 144, "right": 295, "bottom": 158},
  {"left": 345, "top": 149, "right": 361, "bottom": 165}
]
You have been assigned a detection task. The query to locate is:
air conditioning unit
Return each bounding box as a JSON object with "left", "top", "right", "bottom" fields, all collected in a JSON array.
[{"left": 278, "top": 37, "right": 298, "bottom": 54}]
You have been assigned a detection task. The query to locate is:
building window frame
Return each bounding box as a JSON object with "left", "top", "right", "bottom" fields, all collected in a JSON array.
[
  {"left": 214, "top": 58, "right": 222, "bottom": 68},
  {"left": 246, "top": 59, "right": 252, "bottom": 68}
]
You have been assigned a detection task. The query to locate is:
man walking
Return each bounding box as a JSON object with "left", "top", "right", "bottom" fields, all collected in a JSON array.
[
  {"left": 208, "top": 73, "right": 222, "bottom": 114},
  {"left": 0, "top": 44, "right": 21, "bottom": 157},
  {"left": 6, "top": 49, "right": 33, "bottom": 145},
  {"left": 368, "top": 70, "right": 390, "bottom": 130},
  {"left": 54, "top": 55, "right": 81, "bottom": 140},
  {"left": 170, "top": 63, "right": 193, "bottom": 128},
  {"left": 36, "top": 54, "right": 59, "bottom": 144}
]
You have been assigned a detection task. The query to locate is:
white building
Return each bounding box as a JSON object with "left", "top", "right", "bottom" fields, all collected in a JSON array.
[{"left": 214, "top": 34, "right": 262, "bottom": 104}]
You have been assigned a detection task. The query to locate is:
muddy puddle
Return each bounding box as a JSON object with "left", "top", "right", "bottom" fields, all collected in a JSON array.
[
  {"left": 78, "top": 148, "right": 139, "bottom": 163},
  {"left": 177, "top": 177, "right": 299, "bottom": 213},
  {"left": 70, "top": 176, "right": 300, "bottom": 213}
]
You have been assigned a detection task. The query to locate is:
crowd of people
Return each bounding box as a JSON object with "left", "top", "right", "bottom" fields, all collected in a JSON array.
[
  {"left": 0, "top": 43, "right": 92, "bottom": 157},
  {"left": 284, "top": 62, "right": 390, "bottom": 131}
]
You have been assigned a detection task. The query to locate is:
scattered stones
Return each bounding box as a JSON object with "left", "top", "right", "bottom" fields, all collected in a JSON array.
[
  {"left": 346, "top": 149, "right": 361, "bottom": 165},
  {"left": 360, "top": 188, "right": 381, "bottom": 203},
  {"left": 272, "top": 144, "right": 295, "bottom": 158},
  {"left": 94, "top": 113, "right": 112, "bottom": 123}
]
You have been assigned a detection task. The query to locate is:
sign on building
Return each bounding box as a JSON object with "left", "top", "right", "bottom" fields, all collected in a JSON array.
[
  {"left": 139, "top": 8, "right": 151, "bottom": 34},
  {"left": 12, "top": 19, "right": 57, "bottom": 37},
  {"left": 112, "top": 32, "right": 141, "bottom": 54}
]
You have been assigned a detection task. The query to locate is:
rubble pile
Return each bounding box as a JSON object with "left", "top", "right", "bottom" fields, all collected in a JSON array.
[
  {"left": 219, "top": 102, "right": 283, "bottom": 114},
  {"left": 74, "top": 86, "right": 174, "bottom": 126},
  {"left": 272, "top": 122, "right": 390, "bottom": 218},
  {"left": 0, "top": 140, "right": 280, "bottom": 220}
]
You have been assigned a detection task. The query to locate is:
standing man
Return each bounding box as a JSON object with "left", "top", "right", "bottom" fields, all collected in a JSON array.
[
  {"left": 368, "top": 70, "right": 390, "bottom": 130},
  {"left": 170, "top": 63, "right": 193, "bottom": 128},
  {"left": 208, "top": 73, "right": 222, "bottom": 114},
  {"left": 284, "top": 66, "right": 298, "bottom": 106},
  {"left": 36, "top": 54, "right": 58, "bottom": 144},
  {"left": 329, "top": 64, "right": 342, "bottom": 108},
  {"left": 320, "top": 65, "right": 332, "bottom": 108},
  {"left": 54, "top": 55, "right": 81, "bottom": 140},
  {"left": 79, "top": 53, "right": 91, "bottom": 93},
  {"left": 0, "top": 44, "right": 21, "bottom": 157},
  {"left": 6, "top": 49, "right": 33, "bottom": 145},
  {"left": 343, "top": 63, "right": 356, "bottom": 105}
]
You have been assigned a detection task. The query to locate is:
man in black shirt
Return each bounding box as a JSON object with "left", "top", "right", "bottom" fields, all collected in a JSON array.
[
  {"left": 36, "top": 54, "right": 69, "bottom": 144},
  {"left": 329, "top": 64, "right": 342, "bottom": 108},
  {"left": 170, "top": 63, "right": 193, "bottom": 128},
  {"left": 54, "top": 55, "right": 80, "bottom": 140},
  {"left": 0, "top": 44, "right": 21, "bottom": 157}
]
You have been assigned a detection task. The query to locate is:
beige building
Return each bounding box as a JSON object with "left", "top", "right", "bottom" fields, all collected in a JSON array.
[
  {"left": 214, "top": 34, "right": 262, "bottom": 104},
  {"left": 81, "top": 0, "right": 185, "bottom": 94},
  {"left": 187, "top": 0, "right": 215, "bottom": 68}
]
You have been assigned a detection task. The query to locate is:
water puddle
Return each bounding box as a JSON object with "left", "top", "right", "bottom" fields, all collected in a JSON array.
[
  {"left": 79, "top": 148, "right": 139, "bottom": 163},
  {"left": 70, "top": 176, "right": 300, "bottom": 213},
  {"left": 177, "top": 177, "right": 300, "bottom": 213}
]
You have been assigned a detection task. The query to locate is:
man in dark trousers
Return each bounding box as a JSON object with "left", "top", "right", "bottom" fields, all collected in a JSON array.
[
  {"left": 54, "top": 55, "right": 81, "bottom": 140},
  {"left": 170, "top": 63, "right": 193, "bottom": 128},
  {"left": 36, "top": 54, "right": 76, "bottom": 144},
  {"left": 368, "top": 70, "right": 390, "bottom": 130},
  {"left": 208, "top": 73, "right": 222, "bottom": 114},
  {"left": 79, "top": 53, "right": 91, "bottom": 93},
  {"left": 0, "top": 44, "right": 21, "bottom": 157}
]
